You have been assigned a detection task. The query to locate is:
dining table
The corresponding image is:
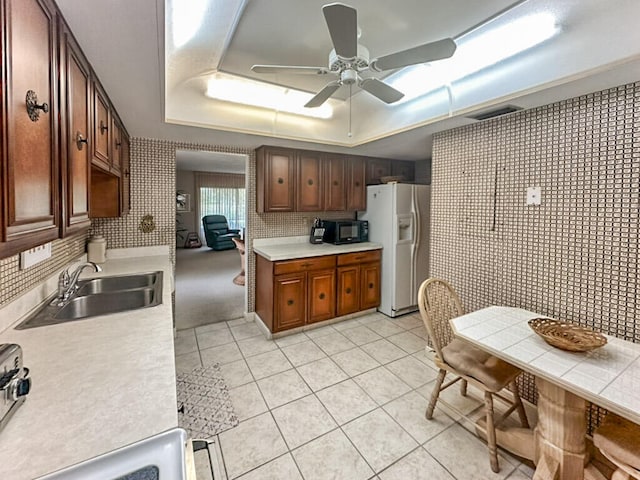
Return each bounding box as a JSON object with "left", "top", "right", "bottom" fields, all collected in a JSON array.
[{"left": 450, "top": 306, "right": 640, "bottom": 480}]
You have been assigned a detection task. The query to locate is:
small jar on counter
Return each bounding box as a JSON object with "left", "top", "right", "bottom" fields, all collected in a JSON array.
[{"left": 87, "top": 235, "right": 107, "bottom": 264}]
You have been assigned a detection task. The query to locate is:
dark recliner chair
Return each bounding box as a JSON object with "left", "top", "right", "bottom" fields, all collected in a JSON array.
[{"left": 202, "top": 215, "right": 241, "bottom": 251}]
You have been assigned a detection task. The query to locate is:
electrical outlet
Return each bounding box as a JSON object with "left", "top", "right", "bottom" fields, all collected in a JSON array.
[
  {"left": 526, "top": 186, "right": 541, "bottom": 206},
  {"left": 20, "top": 242, "right": 52, "bottom": 269}
]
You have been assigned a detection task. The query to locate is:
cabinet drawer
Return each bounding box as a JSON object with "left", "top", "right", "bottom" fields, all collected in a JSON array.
[
  {"left": 274, "top": 255, "right": 336, "bottom": 275},
  {"left": 337, "top": 249, "right": 381, "bottom": 266}
]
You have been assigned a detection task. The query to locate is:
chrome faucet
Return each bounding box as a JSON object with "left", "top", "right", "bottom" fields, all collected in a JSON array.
[{"left": 52, "top": 262, "right": 102, "bottom": 306}]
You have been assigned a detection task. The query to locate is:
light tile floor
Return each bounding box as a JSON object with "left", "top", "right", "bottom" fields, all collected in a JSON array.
[{"left": 175, "top": 312, "right": 536, "bottom": 480}]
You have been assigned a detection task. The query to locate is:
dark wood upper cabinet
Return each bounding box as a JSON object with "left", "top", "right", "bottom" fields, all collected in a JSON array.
[
  {"left": 110, "top": 115, "right": 124, "bottom": 176},
  {"left": 365, "top": 157, "right": 391, "bottom": 185},
  {"left": 256, "top": 146, "right": 296, "bottom": 212},
  {"left": 297, "top": 150, "right": 323, "bottom": 211},
  {"left": 91, "top": 81, "right": 111, "bottom": 172},
  {"left": 120, "top": 132, "right": 131, "bottom": 215},
  {"left": 59, "top": 19, "right": 91, "bottom": 237},
  {"left": 0, "top": 0, "right": 60, "bottom": 257},
  {"left": 323, "top": 153, "right": 347, "bottom": 211},
  {"left": 391, "top": 160, "right": 415, "bottom": 182},
  {"left": 346, "top": 156, "right": 366, "bottom": 211}
]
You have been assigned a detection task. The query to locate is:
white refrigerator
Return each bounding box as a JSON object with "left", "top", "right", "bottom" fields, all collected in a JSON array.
[{"left": 359, "top": 183, "right": 430, "bottom": 317}]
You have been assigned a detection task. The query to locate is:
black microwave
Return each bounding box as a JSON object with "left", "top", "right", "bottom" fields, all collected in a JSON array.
[{"left": 322, "top": 220, "right": 369, "bottom": 244}]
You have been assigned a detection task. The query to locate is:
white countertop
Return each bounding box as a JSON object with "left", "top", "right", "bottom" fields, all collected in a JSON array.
[
  {"left": 253, "top": 236, "right": 382, "bottom": 261},
  {"left": 451, "top": 306, "right": 640, "bottom": 425},
  {"left": 0, "top": 248, "right": 177, "bottom": 479}
]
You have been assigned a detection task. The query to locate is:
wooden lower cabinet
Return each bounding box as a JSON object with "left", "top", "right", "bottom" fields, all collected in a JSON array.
[
  {"left": 274, "top": 272, "right": 306, "bottom": 330},
  {"left": 337, "top": 250, "right": 382, "bottom": 316},
  {"left": 307, "top": 268, "right": 336, "bottom": 324},
  {"left": 256, "top": 249, "right": 381, "bottom": 333}
]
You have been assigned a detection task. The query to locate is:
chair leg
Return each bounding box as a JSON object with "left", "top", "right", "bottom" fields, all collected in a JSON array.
[
  {"left": 460, "top": 379, "right": 468, "bottom": 397},
  {"left": 484, "top": 391, "right": 500, "bottom": 473},
  {"left": 426, "top": 369, "right": 446, "bottom": 420},
  {"left": 510, "top": 380, "right": 530, "bottom": 429}
]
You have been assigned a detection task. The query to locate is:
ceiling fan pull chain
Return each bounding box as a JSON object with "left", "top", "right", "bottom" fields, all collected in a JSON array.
[{"left": 348, "top": 82, "right": 353, "bottom": 138}]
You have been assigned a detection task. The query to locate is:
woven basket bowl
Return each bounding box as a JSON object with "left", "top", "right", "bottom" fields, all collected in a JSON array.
[{"left": 528, "top": 318, "right": 607, "bottom": 352}]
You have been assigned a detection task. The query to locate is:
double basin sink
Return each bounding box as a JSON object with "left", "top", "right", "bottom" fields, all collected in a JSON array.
[{"left": 16, "top": 271, "right": 163, "bottom": 329}]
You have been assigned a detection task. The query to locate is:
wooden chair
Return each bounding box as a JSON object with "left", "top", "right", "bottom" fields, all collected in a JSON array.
[
  {"left": 593, "top": 413, "right": 640, "bottom": 480},
  {"left": 231, "top": 237, "right": 245, "bottom": 286},
  {"left": 417, "top": 278, "right": 529, "bottom": 473}
]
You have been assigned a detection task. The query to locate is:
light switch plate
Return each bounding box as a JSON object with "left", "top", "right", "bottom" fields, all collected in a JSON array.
[{"left": 526, "top": 186, "right": 541, "bottom": 206}]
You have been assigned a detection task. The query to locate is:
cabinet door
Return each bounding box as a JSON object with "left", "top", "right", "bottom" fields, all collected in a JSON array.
[
  {"left": 365, "top": 157, "right": 391, "bottom": 185},
  {"left": 307, "top": 268, "right": 336, "bottom": 324},
  {"left": 257, "top": 147, "right": 295, "bottom": 212},
  {"left": 391, "top": 160, "right": 415, "bottom": 182},
  {"left": 297, "top": 150, "right": 323, "bottom": 211},
  {"left": 120, "top": 132, "right": 130, "bottom": 214},
  {"left": 60, "top": 22, "right": 91, "bottom": 236},
  {"left": 324, "top": 154, "right": 346, "bottom": 211},
  {"left": 346, "top": 156, "right": 366, "bottom": 211},
  {"left": 110, "top": 117, "right": 123, "bottom": 176},
  {"left": 336, "top": 265, "right": 360, "bottom": 316},
  {"left": 360, "top": 262, "right": 381, "bottom": 310},
  {"left": 1, "top": 0, "right": 60, "bottom": 257},
  {"left": 92, "top": 81, "right": 110, "bottom": 171},
  {"left": 274, "top": 272, "right": 306, "bottom": 331}
]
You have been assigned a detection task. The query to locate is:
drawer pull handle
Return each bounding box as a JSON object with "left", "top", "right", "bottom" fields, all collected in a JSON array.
[
  {"left": 277, "top": 177, "right": 284, "bottom": 184},
  {"left": 354, "top": 255, "right": 364, "bottom": 260},
  {"left": 287, "top": 299, "right": 294, "bottom": 306},
  {"left": 26, "top": 90, "right": 49, "bottom": 122},
  {"left": 319, "top": 293, "right": 325, "bottom": 300},
  {"left": 368, "top": 283, "right": 374, "bottom": 289},
  {"left": 100, "top": 120, "right": 109, "bottom": 134},
  {"left": 301, "top": 263, "right": 311, "bottom": 267},
  {"left": 307, "top": 179, "right": 314, "bottom": 186},
  {"left": 346, "top": 287, "right": 352, "bottom": 294},
  {"left": 75, "top": 132, "right": 88, "bottom": 150}
]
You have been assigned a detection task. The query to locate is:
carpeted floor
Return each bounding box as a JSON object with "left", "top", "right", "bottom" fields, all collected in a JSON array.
[{"left": 175, "top": 247, "right": 245, "bottom": 329}]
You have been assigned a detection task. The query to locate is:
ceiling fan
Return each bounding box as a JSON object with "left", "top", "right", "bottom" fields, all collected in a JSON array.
[{"left": 251, "top": 2, "right": 457, "bottom": 108}]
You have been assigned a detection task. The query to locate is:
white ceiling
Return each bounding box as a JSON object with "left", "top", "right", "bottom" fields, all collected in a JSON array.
[
  {"left": 55, "top": 0, "right": 640, "bottom": 161},
  {"left": 175, "top": 150, "right": 247, "bottom": 173}
]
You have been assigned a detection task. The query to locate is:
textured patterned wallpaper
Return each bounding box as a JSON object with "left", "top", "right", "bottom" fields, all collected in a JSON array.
[{"left": 431, "top": 80, "right": 639, "bottom": 416}]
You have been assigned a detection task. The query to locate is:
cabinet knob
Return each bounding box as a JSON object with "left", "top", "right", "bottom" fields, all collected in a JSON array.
[
  {"left": 368, "top": 283, "right": 374, "bottom": 289},
  {"left": 25, "top": 90, "right": 49, "bottom": 122},
  {"left": 307, "top": 179, "right": 314, "bottom": 186},
  {"left": 124, "top": 169, "right": 130, "bottom": 177},
  {"left": 287, "top": 299, "right": 294, "bottom": 306},
  {"left": 277, "top": 177, "right": 284, "bottom": 184},
  {"left": 75, "top": 132, "right": 88, "bottom": 150},
  {"left": 319, "top": 293, "right": 325, "bottom": 300},
  {"left": 115, "top": 141, "right": 121, "bottom": 149},
  {"left": 355, "top": 181, "right": 360, "bottom": 187},
  {"left": 333, "top": 180, "right": 339, "bottom": 186},
  {"left": 345, "top": 287, "right": 352, "bottom": 294},
  {"left": 100, "top": 120, "right": 108, "bottom": 134}
]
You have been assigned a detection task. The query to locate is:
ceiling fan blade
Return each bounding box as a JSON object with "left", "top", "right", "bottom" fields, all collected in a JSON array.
[
  {"left": 323, "top": 3, "right": 357, "bottom": 58},
  {"left": 252, "top": 65, "right": 331, "bottom": 75},
  {"left": 359, "top": 78, "right": 404, "bottom": 104},
  {"left": 369, "top": 38, "right": 457, "bottom": 72},
  {"left": 305, "top": 81, "right": 341, "bottom": 108}
]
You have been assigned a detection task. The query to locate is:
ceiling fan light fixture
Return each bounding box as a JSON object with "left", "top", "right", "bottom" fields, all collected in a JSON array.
[{"left": 205, "top": 73, "right": 333, "bottom": 119}]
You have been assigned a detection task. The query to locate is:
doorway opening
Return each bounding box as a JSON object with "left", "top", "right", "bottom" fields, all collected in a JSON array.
[{"left": 175, "top": 149, "right": 249, "bottom": 329}]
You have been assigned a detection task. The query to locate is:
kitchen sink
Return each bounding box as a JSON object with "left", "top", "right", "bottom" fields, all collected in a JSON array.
[
  {"left": 15, "top": 271, "right": 163, "bottom": 329},
  {"left": 76, "top": 272, "right": 160, "bottom": 295}
]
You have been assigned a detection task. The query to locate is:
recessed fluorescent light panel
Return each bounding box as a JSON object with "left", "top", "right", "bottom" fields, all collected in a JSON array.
[
  {"left": 170, "top": 0, "right": 208, "bottom": 48},
  {"left": 389, "top": 13, "right": 560, "bottom": 103},
  {"left": 205, "top": 72, "right": 333, "bottom": 119}
]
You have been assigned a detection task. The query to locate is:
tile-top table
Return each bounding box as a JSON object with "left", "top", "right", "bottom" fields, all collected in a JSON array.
[{"left": 450, "top": 306, "right": 640, "bottom": 480}]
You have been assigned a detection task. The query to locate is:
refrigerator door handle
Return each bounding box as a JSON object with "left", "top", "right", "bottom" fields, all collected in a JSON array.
[{"left": 410, "top": 187, "right": 419, "bottom": 305}]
